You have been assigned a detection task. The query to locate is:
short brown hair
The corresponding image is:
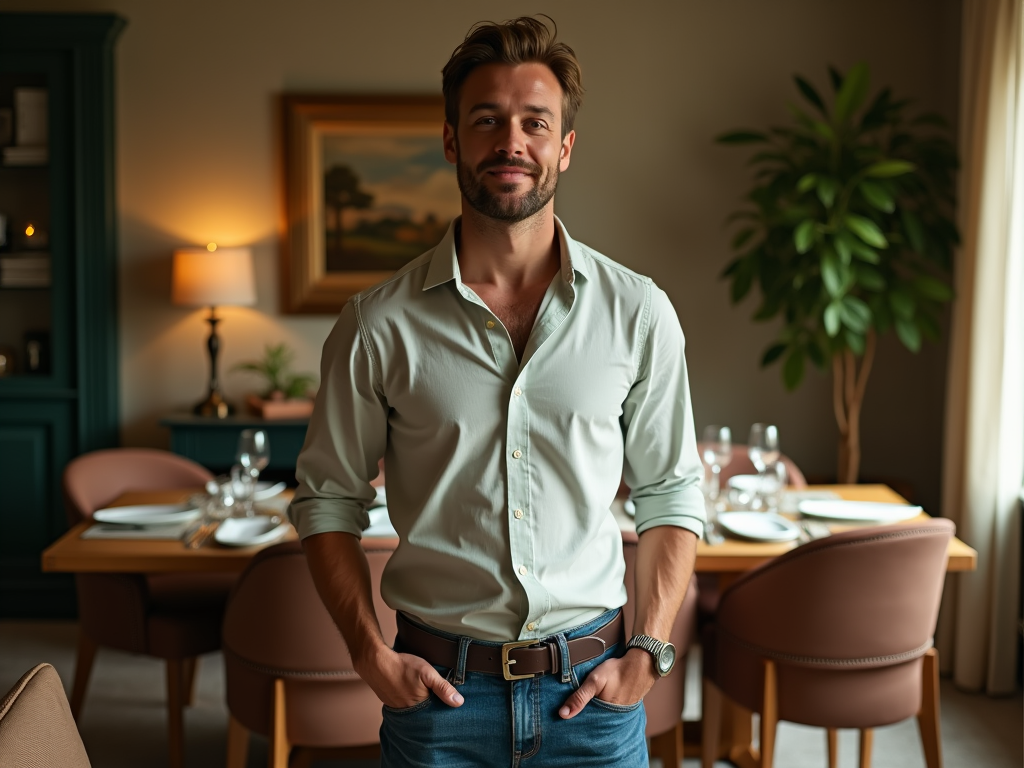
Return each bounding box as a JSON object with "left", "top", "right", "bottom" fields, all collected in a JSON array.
[{"left": 442, "top": 16, "right": 584, "bottom": 139}]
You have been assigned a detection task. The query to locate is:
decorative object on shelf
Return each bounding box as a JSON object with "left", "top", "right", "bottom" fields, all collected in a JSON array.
[
  {"left": 23, "top": 329, "right": 50, "bottom": 374},
  {"left": 172, "top": 244, "right": 256, "bottom": 418},
  {"left": 280, "top": 94, "right": 458, "bottom": 314},
  {"left": 2, "top": 88, "right": 48, "bottom": 166},
  {"left": 0, "top": 253, "right": 50, "bottom": 287},
  {"left": 0, "top": 345, "right": 15, "bottom": 376},
  {"left": 716, "top": 63, "right": 958, "bottom": 483},
  {"left": 234, "top": 342, "right": 317, "bottom": 420}
]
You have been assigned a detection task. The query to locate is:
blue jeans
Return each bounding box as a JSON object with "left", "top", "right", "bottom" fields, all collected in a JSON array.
[{"left": 380, "top": 609, "right": 648, "bottom": 768}]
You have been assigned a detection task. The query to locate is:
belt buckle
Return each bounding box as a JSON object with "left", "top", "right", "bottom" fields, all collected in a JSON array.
[{"left": 501, "top": 639, "right": 539, "bottom": 681}]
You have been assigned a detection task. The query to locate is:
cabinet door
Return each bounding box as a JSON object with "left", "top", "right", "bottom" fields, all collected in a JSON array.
[{"left": 0, "top": 399, "right": 75, "bottom": 616}]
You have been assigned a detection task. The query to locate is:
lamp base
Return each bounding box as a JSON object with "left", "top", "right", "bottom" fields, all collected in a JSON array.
[{"left": 194, "top": 389, "right": 233, "bottom": 418}]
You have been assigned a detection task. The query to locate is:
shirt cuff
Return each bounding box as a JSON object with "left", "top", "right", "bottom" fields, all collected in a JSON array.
[
  {"left": 632, "top": 485, "right": 706, "bottom": 539},
  {"left": 287, "top": 497, "right": 369, "bottom": 540}
]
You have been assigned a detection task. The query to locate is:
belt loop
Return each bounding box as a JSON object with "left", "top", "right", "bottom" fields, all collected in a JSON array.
[
  {"left": 554, "top": 633, "right": 572, "bottom": 684},
  {"left": 452, "top": 636, "right": 471, "bottom": 686}
]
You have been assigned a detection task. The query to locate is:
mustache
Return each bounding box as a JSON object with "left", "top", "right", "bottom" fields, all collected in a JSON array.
[{"left": 475, "top": 157, "right": 543, "bottom": 175}]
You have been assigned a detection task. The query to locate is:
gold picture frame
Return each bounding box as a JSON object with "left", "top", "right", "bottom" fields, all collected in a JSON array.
[{"left": 280, "top": 94, "right": 458, "bottom": 314}]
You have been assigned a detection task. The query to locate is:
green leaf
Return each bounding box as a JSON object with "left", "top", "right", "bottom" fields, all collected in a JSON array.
[
  {"left": 848, "top": 238, "right": 881, "bottom": 263},
  {"left": 731, "top": 227, "right": 756, "bottom": 249},
  {"left": 914, "top": 275, "right": 953, "bottom": 302},
  {"left": 824, "top": 301, "right": 842, "bottom": 336},
  {"left": 806, "top": 337, "right": 827, "bottom": 368},
  {"left": 717, "top": 130, "right": 769, "bottom": 144},
  {"left": 854, "top": 263, "right": 886, "bottom": 291},
  {"left": 895, "top": 317, "right": 922, "bottom": 352},
  {"left": 795, "top": 75, "right": 827, "bottom": 114},
  {"left": 761, "top": 343, "right": 787, "bottom": 366},
  {"left": 817, "top": 177, "right": 840, "bottom": 209},
  {"left": 865, "top": 160, "right": 915, "bottom": 177},
  {"left": 797, "top": 173, "right": 818, "bottom": 193},
  {"left": 845, "top": 329, "right": 866, "bottom": 355},
  {"left": 834, "top": 233, "right": 852, "bottom": 264},
  {"left": 794, "top": 220, "right": 816, "bottom": 253},
  {"left": 889, "top": 289, "right": 916, "bottom": 320},
  {"left": 902, "top": 209, "right": 927, "bottom": 253},
  {"left": 845, "top": 214, "right": 888, "bottom": 248},
  {"left": 833, "top": 62, "right": 870, "bottom": 123},
  {"left": 812, "top": 121, "right": 836, "bottom": 141},
  {"left": 840, "top": 295, "right": 872, "bottom": 332},
  {"left": 782, "top": 349, "right": 806, "bottom": 390},
  {"left": 730, "top": 258, "right": 756, "bottom": 303},
  {"left": 822, "top": 250, "right": 843, "bottom": 297},
  {"left": 858, "top": 180, "right": 895, "bottom": 213},
  {"left": 918, "top": 310, "right": 941, "bottom": 342},
  {"left": 828, "top": 65, "right": 844, "bottom": 92}
]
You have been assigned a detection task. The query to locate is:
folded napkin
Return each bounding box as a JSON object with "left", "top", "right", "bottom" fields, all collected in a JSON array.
[{"left": 81, "top": 521, "right": 193, "bottom": 540}]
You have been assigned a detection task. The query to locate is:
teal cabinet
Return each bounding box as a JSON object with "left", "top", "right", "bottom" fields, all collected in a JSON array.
[{"left": 0, "top": 14, "right": 123, "bottom": 617}]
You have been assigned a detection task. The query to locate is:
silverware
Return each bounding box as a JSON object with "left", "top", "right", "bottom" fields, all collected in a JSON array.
[{"left": 183, "top": 521, "right": 220, "bottom": 549}]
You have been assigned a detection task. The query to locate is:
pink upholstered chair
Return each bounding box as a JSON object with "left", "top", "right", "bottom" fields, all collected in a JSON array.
[
  {"left": 621, "top": 529, "right": 699, "bottom": 767},
  {"left": 701, "top": 519, "right": 954, "bottom": 768},
  {"left": 0, "top": 663, "right": 91, "bottom": 767},
  {"left": 222, "top": 537, "right": 399, "bottom": 768},
  {"left": 62, "top": 447, "right": 231, "bottom": 768}
]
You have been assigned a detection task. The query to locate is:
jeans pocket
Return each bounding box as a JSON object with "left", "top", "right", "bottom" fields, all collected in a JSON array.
[
  {"left": 382, "top": 697, "right": 432, "bottom": 715},
  {"left": 590, "top": 696, "right": 644, "bottom": 713}
]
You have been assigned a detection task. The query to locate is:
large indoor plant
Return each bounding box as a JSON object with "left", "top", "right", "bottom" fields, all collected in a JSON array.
[{"left": 717, "top": 63, "right": 958, "bottom": 483}]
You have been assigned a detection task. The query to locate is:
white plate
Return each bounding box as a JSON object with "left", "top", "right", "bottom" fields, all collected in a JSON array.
[
  {"left": 252, "top": 481, "right": 287, "bottom": 502},
  {"left": 214, "top": 517, "right": 290, "bottom": 547},
  {"left": 727, "top": 474, "right": 763, "bottom": 493},
  {"left": 797, "top": 499, "right": 922, "bottom": 522},
  {"left": 93, "top": 504, "right": 201, "bottom": 527},
  {"left": 717, "top": 512, "right": 801, "bottom": 542}
]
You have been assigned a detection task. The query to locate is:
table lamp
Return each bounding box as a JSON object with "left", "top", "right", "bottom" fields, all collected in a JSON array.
[{"left": 172, "top": 245, "right": 256, "bottom": 418}]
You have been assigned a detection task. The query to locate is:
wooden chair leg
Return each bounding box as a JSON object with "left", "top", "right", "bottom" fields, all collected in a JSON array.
[
  {"left": 827, "top": 728, "right": 838, "bottom": 768},
  {"left": 860, "top": 728, "right": 874, "bottom": 768},
  {"left": 649, "top": 721, "right": 684, "bottom": 767},
  {"left": 165, "top": 659, "right": 186, "bottom": 768},
  {"left": 182, "top": 657, "right": 198, "bottom": 707},
  {"left": 270, "top": 678, "right": 291, "bottom": 768},
  {"left": 69, "top": 633, "right": 98, "bottom": 721},
  {"left": 916, "top": 647, "right": 943, "bottom": 768},
  {"left": 760, "top": 660, "right": 778, "bottom": 768},
  {"left": 226, "top": 714, "right": 250, "bottom": 768},
  {"left": 702, "top": 678, "right": 723, "bottom": 768}
]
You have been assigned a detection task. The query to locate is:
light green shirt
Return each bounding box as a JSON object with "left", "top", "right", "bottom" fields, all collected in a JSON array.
[{"left": 289, "top": 217, "right": 705, "bottom": 642}]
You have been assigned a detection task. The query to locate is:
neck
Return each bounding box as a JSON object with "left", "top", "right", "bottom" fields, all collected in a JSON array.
[{"left": 456, "top": 202, "right": 560, "bottom": 290}]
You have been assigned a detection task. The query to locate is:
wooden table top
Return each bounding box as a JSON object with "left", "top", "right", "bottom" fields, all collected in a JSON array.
[{"left": 41, "top": 484, "right": 976, "bottom": 575}]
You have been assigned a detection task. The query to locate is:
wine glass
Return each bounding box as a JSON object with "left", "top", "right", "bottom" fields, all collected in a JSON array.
[
  {"left": 236, "top": 429, "right": 270, "bottom": 514},
  {"left": 701, "top": 425, "right": 733, "bottom": 507},
  {"left": 747, "top": 423, "right": 780, "bottom": 473}
]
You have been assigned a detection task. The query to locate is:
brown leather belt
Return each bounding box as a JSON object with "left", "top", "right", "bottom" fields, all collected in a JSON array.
[{"left": 396, "top": 612, "right": 624, "bottom": 681}]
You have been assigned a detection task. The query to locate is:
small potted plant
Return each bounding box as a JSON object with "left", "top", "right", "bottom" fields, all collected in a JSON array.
[{"left": 233, "top": 342, "right": 317, "bottom": 419}]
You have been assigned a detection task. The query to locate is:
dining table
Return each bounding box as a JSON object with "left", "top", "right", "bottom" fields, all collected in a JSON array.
[{"left": 40, "top": 483, "right": 977, "bottom": 766}]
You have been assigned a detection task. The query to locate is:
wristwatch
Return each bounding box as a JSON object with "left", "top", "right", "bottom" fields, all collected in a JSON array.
[{"left": 626, "top": 634, "right": 677, "bottom": 677}]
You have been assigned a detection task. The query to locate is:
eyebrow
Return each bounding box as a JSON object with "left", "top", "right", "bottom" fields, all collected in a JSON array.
[{"left": 467, "top": 102, "right": 555, "bottom": 119}]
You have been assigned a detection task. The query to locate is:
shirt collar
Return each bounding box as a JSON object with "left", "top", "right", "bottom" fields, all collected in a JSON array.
[{"left": 422, "top": 215, "right": 591, "bottom": 292}]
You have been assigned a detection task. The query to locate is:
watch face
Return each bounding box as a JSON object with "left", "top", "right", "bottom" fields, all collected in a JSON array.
[{"left": 657, "top": 643, "right": 676, "bottom": 675}]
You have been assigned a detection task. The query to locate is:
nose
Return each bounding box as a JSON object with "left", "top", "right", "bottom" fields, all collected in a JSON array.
[{"left": 494, "top": 121, "right": 526, "bottom": 157}]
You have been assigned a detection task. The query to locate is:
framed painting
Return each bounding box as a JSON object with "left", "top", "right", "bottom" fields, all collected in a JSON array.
[{"left": 280, "top": 94, "right": 459, "bottom": 314}]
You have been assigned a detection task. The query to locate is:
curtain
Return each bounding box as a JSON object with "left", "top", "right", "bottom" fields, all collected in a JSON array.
[{"left": 938, "top": 0, "right": 1024, "bottom": 694}]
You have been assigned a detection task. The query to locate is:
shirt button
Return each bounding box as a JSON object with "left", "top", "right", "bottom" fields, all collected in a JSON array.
[
  {"left": 519, "top": 565, "right": 528, "bottom": 576},
  {"left": 486, "top": 320, "right": 495, "bottom": 329},
  {"left": 514, "top": 509, "right": 524, "bottom": 519},
  {"left": 514, "top": 387, "right": 522, "bottom": 397},
  {"left": 527, "top": 622, "right": 537, "bottom": 631},
  {"left": 512, "top": 449, "right": 522, "bottom": 459}
]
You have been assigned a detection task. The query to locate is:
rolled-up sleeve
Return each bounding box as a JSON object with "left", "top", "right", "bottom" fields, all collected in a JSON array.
[
  {"left": 287, "top": 298, "right": 387, "bottom": 540},
  {"left": 621, "top": 285, "right": 706, "bottom": 538}
]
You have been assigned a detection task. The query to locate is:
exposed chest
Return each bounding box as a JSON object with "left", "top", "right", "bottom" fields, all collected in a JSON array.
[{"left": 470, "top": 283, "right": 549, "bottom": 362}]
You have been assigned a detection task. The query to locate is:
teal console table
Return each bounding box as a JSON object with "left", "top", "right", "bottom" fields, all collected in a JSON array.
[{"left": 160, "top": 414, "right": 309, "bottom": 485}]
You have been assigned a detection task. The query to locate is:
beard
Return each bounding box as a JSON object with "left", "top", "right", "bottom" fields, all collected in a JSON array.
[{"left": 456, "top": 152, "right": 559, "bottom": 223}]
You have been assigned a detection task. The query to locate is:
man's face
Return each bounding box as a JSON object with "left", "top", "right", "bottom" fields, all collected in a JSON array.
[{"left": 443, "top": 62, "right": 575, "bottom": 223}]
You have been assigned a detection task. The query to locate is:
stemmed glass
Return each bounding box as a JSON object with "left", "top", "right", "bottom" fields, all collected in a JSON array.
[
  {"left": 235, "top": 429, "right": 270, "bottom": 517},
  {"left": 702, "top": 425, "right": 733, "bottom": 507},
  {"left": 748, "top": 423, "right": 780, "bottom": 510}
]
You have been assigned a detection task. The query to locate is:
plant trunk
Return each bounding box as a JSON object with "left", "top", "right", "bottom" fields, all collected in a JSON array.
[{"left": 832, "top": 330, "right": 877, "bottom": 484}]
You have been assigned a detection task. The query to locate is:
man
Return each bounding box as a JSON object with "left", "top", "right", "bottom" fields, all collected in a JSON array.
[{"left": 290, "top": 16, "right": 705, "bottom": 767}]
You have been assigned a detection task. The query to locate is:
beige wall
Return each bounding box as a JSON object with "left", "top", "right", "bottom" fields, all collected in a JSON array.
[{"left": 1, "top": 0, "right": 961, "bottom": 513}]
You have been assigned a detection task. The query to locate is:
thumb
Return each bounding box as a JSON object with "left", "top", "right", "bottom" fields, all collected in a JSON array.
[
  {"left": 559, "top": 677, "right": 597, "bottom": 720},
  {"left": 420, "top": 665, "right": 464, "bottom": 708}
]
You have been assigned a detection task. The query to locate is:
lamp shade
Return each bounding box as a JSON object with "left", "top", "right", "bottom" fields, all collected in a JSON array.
[{"left": 172, "top": 247, "right": 256, "bottom": 307}]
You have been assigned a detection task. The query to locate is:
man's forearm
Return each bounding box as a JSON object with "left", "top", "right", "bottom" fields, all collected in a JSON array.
[
  {"left": 302, "top": 531, "right": 388, "bottom": 669},
  {"left": 632, "top": 525, "right": 698, "bottom": 640}
]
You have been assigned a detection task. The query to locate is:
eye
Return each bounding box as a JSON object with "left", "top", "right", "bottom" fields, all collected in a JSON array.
[
  {"left": 475, "top": 116, "right": 498, "bottom": 126},
  {"left": 525, "top": 119, "right": 548, "bottom": 130}
]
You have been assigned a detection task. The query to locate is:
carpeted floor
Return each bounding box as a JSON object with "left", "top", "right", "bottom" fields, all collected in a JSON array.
[{"left": 1, "top": 620, "right": 1020, "bottom": 767}]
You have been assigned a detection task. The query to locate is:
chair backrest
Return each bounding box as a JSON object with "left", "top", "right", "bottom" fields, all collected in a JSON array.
[
  {"left": 621, "top": 529, "right": 698, "bottom": 737},
  {"left": 698, "top": 443, "right": 807, "bottom": 489},
  {"left": 0, "top": 663, "right": 91, "bottom": 768},
  {"left": 222, "top": 538, "right": 398, "bottom": 747},
  {"left": 63, "top": 448, "right": 213, "bottom": 526},
  {"left": 717, "top": 519, "right": 954, "bottom": 669}
]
